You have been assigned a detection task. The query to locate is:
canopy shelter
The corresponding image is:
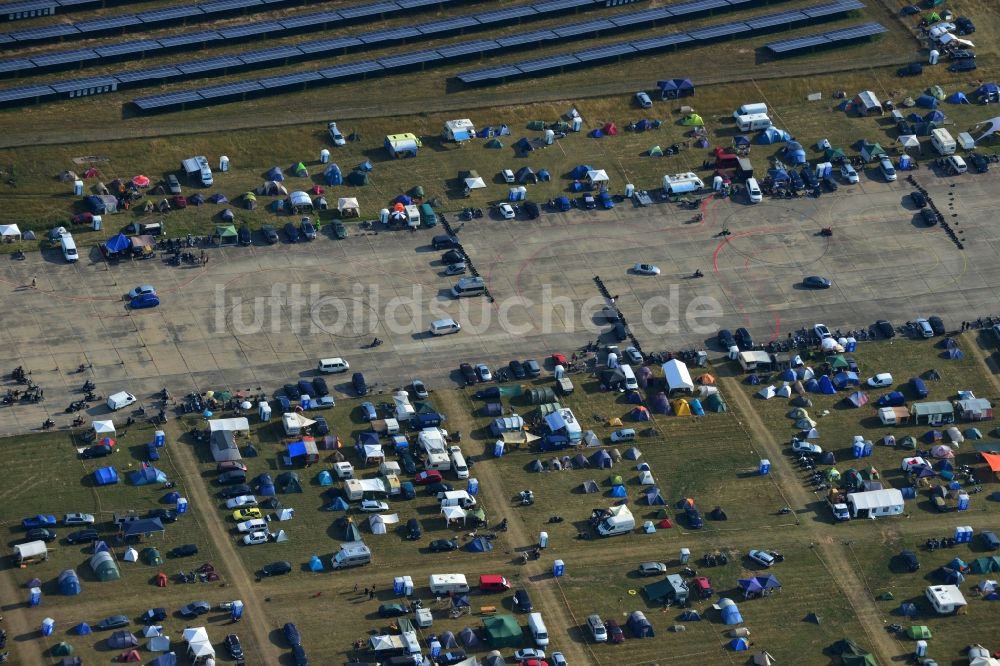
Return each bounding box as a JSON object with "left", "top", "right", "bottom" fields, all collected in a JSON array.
[
  {"left": 338, "top": 197, "right": 360, "bottom": 217},
  {"left": 0, "top": 223, "right": 22, "bottom": 241}
]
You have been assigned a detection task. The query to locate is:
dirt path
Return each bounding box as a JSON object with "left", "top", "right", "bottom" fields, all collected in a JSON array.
[
  {"left": 719, "top": 377, "right": 904, "bottom": 664},
  {"left": 166, "top": 426, "right": 282, "bottom": 665}
]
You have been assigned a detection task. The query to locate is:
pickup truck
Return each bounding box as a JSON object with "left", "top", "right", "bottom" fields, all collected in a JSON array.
[{"left": 827, "top": 491, "right": 850, "bottom": 521}]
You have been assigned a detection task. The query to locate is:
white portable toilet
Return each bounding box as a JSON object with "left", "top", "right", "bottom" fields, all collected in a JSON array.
[
  {"left": 544, "top": 129, "right": 555, "bottom": 145},
  {"left": 680, "top": 547, "right": 690, "bottom": 564},
  {"left": 929, "top": 49, "right": 939, "bottom": 65},
  {"left": 539, "top": 531, "right": 548, "bottom": 548},
  {"left": 258, "top": 400, "right": 271, "bottom": 422},
  {"left": 625, "top": 183, "right": 635, "bottom": 198},
  {"left": 320, "top": 149, "right": 330, "bottom": 164},
  {"left": 92, "top": 215, "right": 102, "bottom": 231},
  {"left": 379, "top": 208, "right": 390, "bottom": 224},
  {"left": 73, "top": 180, "right": 84, "bottom": 196},
  {"left": 571, "top": 116, "right": 583, "bottom": 132},
  {"left": 713, "top": 175, "right": 723, "bottom": 191},
  {"left": 915, "top": 640, "right": 927, "bottom": 657},
  {"left": 219, "top": 155, "right": 230, "bottom": 172}
]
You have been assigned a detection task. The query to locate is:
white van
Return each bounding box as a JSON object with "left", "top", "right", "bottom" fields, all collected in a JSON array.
[
  {"left": 452, "top": 276, "right": 486, "bottom": 298},
  {"left": 330, "top": 542, "right": 371, "bottom": 570},
  {"left": 430, "top": 319, "right": 461, "bottom": 336},
  {"left": 107, "top": 391, "right": 136, "bottom": 411},
  {"left": 733, "top": 102, "right": 767, "bottom": 118},
  {"left": 946, "top": 155, "right": 967, "bottom": 174},
  {"left": 587, "top": 614, "right": 608, "bottom": 642},
  {"left": 621, "top": 364, "right": 638, "bottom": 390},
  {"left": 60, "top": 234, "right": 78, "bottom": 262},
  {"left": 528, "top": 612, "right": 549, "bottom": 646},
  {"left": 746, "top": 177, "right": 762, "bottom": 203},
  {"left": 318, "top": 357, "right": 350, "bottom": 373},
  {"left": 450, "top": 447, "right": 469, "bottom": 479}
]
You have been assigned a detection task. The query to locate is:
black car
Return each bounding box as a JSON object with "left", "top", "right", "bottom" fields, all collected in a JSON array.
[
  {"left": 219, "top": 484, "right": 252, "bottom": 499},
  {"left": 717, "top": 329, "right": 736, "bottom": 350},
  {"left": 66, "top": 528, "right": 99, "bottom": 544},
  {"left": 297, "top": 379, "right": 315, "bottom": 398},
  {"left": 928, "top": 316, "right": 945, "bottom": 336},
  {"left": 311, "top": 377, "right": 329, "bottom": 397},
  {"left": 141, "top": 608, "right": 168, "bottom": 625},
  {"left": 432, "top": 234, "right": 460, "bottom": 250},
  {"left": 218, "top": 470, "right": 247, "bottom": 485},
  {"left": 331, "top": 220, "right": 347, "bottom": 239},
  {"left": 169, "top": 544, "right": 199, "bottom": 558},
  {"left": 612, "top": 321, "right": 628, "bottom": 342},
  {"left": 955, "top": 16, "right": 975, "bottom": 34},
  {"left": 513, "top": 589, "right": 533, "bottom": 612},
  {"left": 313, "top": 416, "right": 329, "bottom": 437},
  {"left": 406, "top": 517, "right": 422, "bottom": 540},
  {"left": 179, "top": 601, "right": 211, "bottom": 618},
  {"left": 898, "top": 549, "right": 920, "bottom": 572},
  {"left": 523, "top": 359, "right": 541, "bottom": 377},
  {"left": 26, "top": 528, "right": 57, "bottom": 542},
  {"left": 948, "top": 59, "right": 976, "bottom": 73},
  {"left": 909, "top": 191, "right": 927, "bottom": 208},
  {"left": 225, "top": 634, "right": 244, "bottom": 659},
  {"left": 283, "top": 622, "right": 301, "bottom": 646},
  {"left": 969, "top": 153, "right": 990, "bottom": 173},
  {"left": 238, "top": 224, "right": 252, "bottom": 246},
  {"left": 442, "top": 249, "right": 464, "bottom": 264},
  {"left": 524, "top": 201, "right": 540, "bottom": 219},
  {"left": 284, "top": 222, "right": 300, "bottom": 242},
  {"left": 352, "top": 372, "right": 368, "bottom": 396},
  {"left": 261, "top": 224, "right": 279, "bottom": 244},
  {"left": 875, "top": 319, "right": 896, "bottom": 338},
  {"left": 292, "top": 644, "right": 309, "bottom": 666},
  {"left": 734, "top": 327, "right": 753, "bottom": 350},
  {"left": 283, "top": 383, "right": 301, "bottom": 400},
  {"left": 582, "top": 193, "right": 596, "bottom": 209},
  {"left": 95, "top": 615, "right": 130, "bottom": 630},
  {"left": 802, "top": 276, "right": 832, "bottom": 289},
  {"left": 399, "top": 451, "right": 417, "bottom": 475},
  {"left": 147, "top": 508, "right": 178, "bottom": 523},
  {"left": 81, "top": 444, "right": 112, "bottom": 459},
  {"left": 437, "top": 651, "right": 469, "bottom": 665},
  {"left": 300, "top": 219, "right": 316, "bottom": 240},
  {"left": 263, "top": 560, "right": 292, "bottom": 577},
  {"left": 920, "top": 208, "right": 938, "bottom": 225},
  {"left": 425, "top": 482, "right": 453, "bottom": 495},
  {"left": 508, "top": 360, "right": 526, "bottom": 380},
  {"left": 896, "top": 62, "right": 923, "bottom": 77},
  {"left": 822, "top": 176, "right": 838, "bottom": 192},
  {"left": 429, "top": 538, "right": 458, "bottom": 552},
  {"left": 459, "top": 362, "right": 477, "bottom": 384}
]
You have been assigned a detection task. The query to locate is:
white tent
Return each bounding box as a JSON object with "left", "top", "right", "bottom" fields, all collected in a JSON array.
[
  {"left": 464, "top": 177, "right": 486, "bottom": 190},
  {"left": 0, "top": 224, "right": 21, "bottom": 241},
  {"left": 338, "top": 197, "right": 360, "bottom": 216},
  {"left": 758, "top": 385, "right": 776, "bottom": 400},
  {"left": 362, "top": 444, "right": 385, "bottom": 464},
  {"left": 275, "top": 529, "right": 289, "bottom": 542},
  {"left": 142, "top": 626, "right": 162, "bottom": 638},
  {"left": 93, "top": 420, "right": 116, "bottom": 435},
  {"left": 208, "top": 417, "right": 249, "bottom": 433},
  {"left": 122, "top": 547, "right": 138, "bottom": 562},
  {"left": 441, "top": 505, "right": 466, "bottom": 525},
  {"left": 183, "top": 627, "right": 215, "bottom": 660},
  {"left": 277, "top": 508, "right": 295, "bottom": 521},
  {"left": 897, "top": 134, "right": 921, "bottom": 151},
  {"left": 148, "top": 635, "right": 170, "bottom": 652},
  {"left": 638, "top": 470, "right": 655, "bottom": 485},
  {"left": 775, "top": 383, "right": 792, "bottom": 398},
  {"left": 820, "top": 337, "right": 844, "bottom": 352},
  {"left": 369, "top": 513, "right": 399, "bottom": 535},
  {"left": 662, "top": 360, "right": 694, "bottom": 396},
  {"left": 974, "top": 117, "right": 1000, "bottom": 143},
  {"left": 586, "top": 169, "right": 609, "bottom": 185}
]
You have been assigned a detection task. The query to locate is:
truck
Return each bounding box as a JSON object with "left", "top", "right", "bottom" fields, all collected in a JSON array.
[
  {"left": 827, "top": 490, "right": 851, "bottom": 521},
  {"left": 735, "top": 112, "right": 772, "bottom": 132},
  {"left": 429, "top": 573, "right": 469, "bottom": 595},
  {"left": 662, "top": 172, "right": 705, "bottom": 195},
  {"left": 181, "top": 156, "right": 213, "bottom": 187},
  {"left": 595, "top": 504, "right": 634, "bottom": 537},
  {"left": 846, "top": 488, "right": 904, "bottom": 519},
  {"left": 930, "top": 128, "right": 956, "bottom": 156}
]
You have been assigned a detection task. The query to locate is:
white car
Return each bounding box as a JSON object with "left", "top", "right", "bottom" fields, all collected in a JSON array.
[
  {"left": 748, "top": 549, "right": 776, "bottom": 568},
  {"left": 236, "top": 518, "right": 267, "bottom": 533},
  {"left": 551, "top": 653, "right": 568, "bottom": 666},
  {"left": 359, "top": 499, "right": 389, "bottom": 513},
  {"left": 242, "top": 530, "right": 270, "bottom": 546},
  {"left": 791, "top": 440, "right": 822, "bottom": 455},
  {"left": 474, "top": 363, "right": 492, "bottom": 382},
  {"left": 327, "top": 121, "right": 346, "bottom": 146},
  {"left": 225, "top": 495, "right": 258, "bottom": 509},
  {"left": 879, "top": 156, "right": 897, "bottom": 182},
  {"left": 632, "top": 263, "right": 661, "bottom": 276},
  {"left": 127, "top": 285, "right": 156, "bottom": 299},
  {"left": 498, "top": 203, "right": 515, "bottom": 220},
  {"left": 64, "top": 512, "right": 96, "bottom": 526},
  {"left": 867, "top": 373, "right": 894, "bottom": 388},
  {"left": 840, "top": 164, "right": 859, "bottom": 183},
  {"left": 813, "top": 323, "right": 832, "bottom": 340},
  {"left": 514, "top": 648, "right": 546, "bottom": 661},
  {"left": 915, "top": 318, "right": 934, "bottom": 338}
]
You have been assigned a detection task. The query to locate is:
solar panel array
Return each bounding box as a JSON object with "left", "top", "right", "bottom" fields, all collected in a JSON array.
[
  {"left": 766, "top": 21, "right": 886, "bottom": 54},
  {"left": 131, "top": 0, "right": 865, "bottom": 113}
]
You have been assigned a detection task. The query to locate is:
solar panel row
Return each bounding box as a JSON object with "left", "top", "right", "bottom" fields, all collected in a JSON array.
[{"left": 766, "top": 21, "right": 886, "bottom": 54}]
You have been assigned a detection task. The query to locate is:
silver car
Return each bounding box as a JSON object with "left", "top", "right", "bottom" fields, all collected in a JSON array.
[{"left": 637, "top": 562, "right": 667, "bottom": 576}]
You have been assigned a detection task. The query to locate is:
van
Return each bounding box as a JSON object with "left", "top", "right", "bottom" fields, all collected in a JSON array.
[
  {"left": 452, "top": 276, "right": 486, "bottom": 298},
  {"left": 450, "top": 448, "right": 469, "bottom": 479},
  {"left": 330, "top": 542, "right": 371, "bottom": 569},
  {"left": 735, "top": 113, "right": 773, "bottom": 132},
  {"left": 479, "top": 575, "right": 511, "bottom": 593},
  {"left": 430, "top": 319, "right": 461, "bottom": 336},
  {"left": 60, "top": 234, "right": 78, "bottom": 262},
  {"left": 586, "top": 614, "right": 607, "bottom": 642},
  {"left": 930, "top": 128, "right": 956, "bottom": 155},
  {"left": 318, "top": 357, "right": 350, "bottom": 374},
  {"left": 620, "top": 364, "right": 638, "bottom": 390},
  {"left": 981, "top": 530, "right": 1000, "bottom": 551},
  {"left": 438, "top": 490, "right": 476, "bottom": 508},
  {"left": 733, "top": 102, "right": 767, "bottom": 118},
  {"left": 946, "top": 155, "right": 967, "bottom": 174},
  {"left": 635, "top": 91, "right": 652, "bottom": 108},
  {"left": 528, "top": 612, "right": 549, "bottom": 646},
  {"left": 419, "top": 202, "right": 437, "bottom": 227},
  {"left": 107, "top": 391, "right": 136, "bottom": 411},
  {"left": 429, "top": 573, "right": 469, "bottom": 595},
  {"left": 610, "top": 428, "right": 636, "bottom": 443},
  {"left": 746, "top": 177, "right": 762, "bottom": 203},
  {"left": 513, "top": 589, "right": 533, "bottom": 612}
]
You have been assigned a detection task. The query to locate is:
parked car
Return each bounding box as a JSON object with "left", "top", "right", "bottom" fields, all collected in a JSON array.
[
  {"left": 735, "top": 327, "right": 754, "bottom": 350},
  {"left": 632, "top": 263, "right": 660, "bottom": 276},
  {"left": 242, "top": 530, "right": 270, "bottom": 546},
  {"left": 95, "top": 615, "right": 130, "bottom": 630},
  {"left": 26, "top": 528, "right": 57, "bottom": 542},
  {"left": 226, "top": 495, "right": 258, "bottom": 509},
  {"left": 802, "top": 275, "right": 831, "bottom": 289},
  {"left": 141, "top": 608, "right": 167, "bottom": 625},
  {"left": 169, "top": 544, "right": 199, "bottom": 558},
  {"left": 791, "top": 440, "right": 822, "bottom": 455},
  {"left": 508, "top": 360, "right": 526, "bottom": 379},
  {"left": 127, "top": 284, "right": 156, "bottom": 299},
  {"left": 498, "top": 203, "right": 515, "bottom": 219},
  {"left": 748, "top": 550, "right": 776, "bottom": 567},
  {"left": 283, "top": 383, "right": 301, "bottom": 400},
  {"left": 898, "top": 550, "right": 920, "bottom": 572},
  {"left": 180, "top": 601, "right": 211, "bottom": 618},
  {"left": 415, "top": 470, "right": 443, "bottom": 485},
  {"left": 262, "top": 561, "right": 292, "bottom": 576},
  {"left": 475, "top": 363, "right": 492, "bottom": 382},
  {"left": 867, "top": 373, "right": 894, "bottom": 388},
  {"left": 875, "top": 319, "right": 896, "bottom": 338},
  {"left": 219, "top": 485, "right": 253, "bottom": 499},
  {"left": 635, "top": 91, "right": 653, "bottom": 108},
  {"left": 237, "top": 519, "right": 267, "bottom": 533},
  {"left": 66, "top": 528, "right": 99, "bottom": 544},
  {"left": 360, "top": 401, "right": 378, "bottom": 421},
  {"left": 313, "top": 416, "right": 329, "bottom": 437},
  {"left": 328, "top": 121, "right": 346, "bottom": 146},
  {"left": 813, "top": 323, "right": 832, "bottom": 340},
  {"left": 411, "top": 379, "right": 428, "bottom": 399},
  {"left": 523, "top": 359, "right": 541, "bottom": 377},
  {"left": 606, "top": 619, "right": 625, "bottom": 644},
  {"left": 910, "top": 191, "right": 927, "bottom": 208},
  {"left": 238, "top": 224, "right": 251, "bottom": 246},
  {"left": 218, "top": 470, "right": 247, "bottom": 485},
  {"left": 442, "top": 249, "right": 464, "bottom": 264},
  {"left": 433, "top": 234, "right": 460, "bottom": 250},
  {"left": 232, "top": 507, "right": 262, "bottom": 521},
  {"left": 283, "top": 222, "right": 300, "bottom": 242},
  {"left": 928, "top": 316, "right": 945, "bottom": 335},
  {"left": 299, "top": 218, "right": 316, "bottom": 240},
  {"left": 915, "top": 318, "right": 934, "bottom": 338},
  {"left": 332, "top": 220, "right": 347, "bottom": 239},
  {"left": 524, "top": 201, "right": 540, "bottom": 219},
  {"left": 445, "top": 262, "right": 467, "bottom": 275},
  {"left": 514, "top": 648, "right": 545, "bottom": 661},
  {"left": 623, "top": 347, "right": 643, "bottom": 364},
  {"left": 64, "top": 512, "right": 95, "bottom": 526},
  {"left": 459, "top": 363, "right": 477, "bottom": 384},
  {"left": 359, "top": 499, "right": 389, "bottom": 513},
  {"left": 166, "top": 174, "right": 182, "bottom": 195},
  {"left": 513, "top": 588, "right": 533, "bottom": 612},
  {"left": 429, "top": 538, "right": 459, "bottom": 552},
  {"left": 920, "top": 208, "right": 938, "bottom": 225},
  {"left": 352, "top": 372, "right": 368, "bottom": 396},
  {"left": 296, "top": 379, "right": 315, "bottom": 398},
  {"left": 261, "top": 224, "right": 278, "bottom": 244},
  {"left": 840, "top": 164, "right": 859, "bottom": 183},
  {"left": 425, "top": 481, "right": 452, "bottom": 495},
  {"left": 283, "top": 622, "right": 301, "bottom": 646},
  {"left": 879, "top": 156, "right": 897, "bottom": 182},
  {"left": 717, "top": 329, "right": 736, "bottom": 349},
  {"left": 948, "top": 59, "right": 976, "bottom": 72},
  {"left": 225, "top": 634, "right": 244, "bottom": 659},
  {"left": 311, "top": 377, "right": 329, "bottom": 397},
  {"left": 130, "top": 293, "right": 160, "bottom": 309},
  {"left": 637, "top": 562, "right": 668, "bottom": 576},
  {"left": 896, "top": 62, "right": 923, "bottom": 77},
  {"left": 969, "top": 153, "right": 990, "bottom": 173},
  {"left": 81, "top": 444, "right": 112, "bottom": 459}
]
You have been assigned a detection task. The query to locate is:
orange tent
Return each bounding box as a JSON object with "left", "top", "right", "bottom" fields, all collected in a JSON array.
[
  {"left": 698, "top": 374, "right": 716, "bottom": 385},
  {"left": 118, "top": 649, "right": 141, "bottom": 662},
  {"left": 981, "top": 451, "right": 1000, "bottom": 473}
]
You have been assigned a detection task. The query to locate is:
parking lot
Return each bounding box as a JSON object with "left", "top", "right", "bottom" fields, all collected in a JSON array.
[{"left": 3, "top": 166, "right": 999, "bottom": 435}]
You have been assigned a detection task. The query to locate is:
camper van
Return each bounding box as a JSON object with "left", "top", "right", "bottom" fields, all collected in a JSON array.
[
  {"left": 405, "top": 204, "right": 420, "bottom": 228},
  {"left": 620, "top": 364, "right": 638, "bottom": 390},
  {"left": 452, "top": 276, "right": 486, "bottom": 298},
  {"left": 429, "top": 573, "right": 469, "bottom": 595},
  {"left": 733, "top": 103, "right": 768, "bottom": 118},
  {"left": 318, "top": 357, "right": 350, "bottom": 373},
  {"left": 930, "top": 128, "right": 957, "bottom": 155},
  {"left": 181, "top": 156, "right": 213, "bottom": 186},
  {"left": 662, "top": 172, "right": 705, "bottom": 195},
  {"left": 419, "top": 202, "right": 437, "bottom": 227},
  {"left": 61, "top": 234, "right": 78, "bottom": 262},
  {"left": 528, "top": 613, "right": 550, "bottom": 646},
  {"left": 735, "top": 113, "right": 773, "bottom": 132},
  {"left": 449, "top": 446, "right": 469, "bottom": 479},
  {"left": 330, "top": 542, "right": 372, "bottom": 569},
  {"left": 430, "top": 319, "right": 461, "bottom": 336}
]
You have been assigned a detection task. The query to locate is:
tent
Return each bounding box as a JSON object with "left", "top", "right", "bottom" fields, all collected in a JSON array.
[
  {"left": 657, "top": 78, "right": 695, "bottom": 98},
  {"left": 214, "top": 224, "right": 237, "bottom": 244},
  {"left": 580, "top": 480, "right": 599, "bottom": 493},
  {"left": 257, "top": 180, "right": 286, "bottom": 196},
  {"left": 529, "top": 459, "right": 544, "bottom": 473},
  {"left": 907, "top": 625, "right": 931, "bottom": 639},
  {"left": 758, "top": 385, "right": 776, "bottom": 400},
  {"left": 330, "top": 497, "right": 349, "bottom": 512},
  {"left": 672, "top": 398, "right": 692, "bottom": 415},
  {"left": 485, "top": 138, "right": 503, "bottom": 149},
  {"left": 128, "top": 466, "right": 167, "bottom": 486},
  {"left": 122, "top": 547, "right": 138, "bottom": 562},
  {"left": 681, "top": 113, "right": 704, "bottom": 126},
  {"left": 466, "top": 536, "right": 493, "bottom": 552},
  {"left": 630, "top": 406, "right": 650, "bottom": 421},
  {"left": 648, "top": 145, "right": 663, "bottom": 156},
  {"left": 847, "top": 391, "right": 869, "bottom": 408},
  {"left": 730, "top": 637, "right": 749, "bottom": 651},
  {"left": 638, "top": 470, "right": 654, "bottom": 485},
  {"left": 348, "top": 170, "right": 369, "bottom": 186},
  {"left": 717, "top": 598, "right": 743, "bottom": 625},
  {"left": 265, "top": 166, "right": 284, "bottom": 182},
  {"left": 609, "top": 484, "right": 627, "bottom": 498},
  {"left": 94, "top": 466, "right": 119, "bottom": 486},
  {"left": 758, "top": 127, "right": 789, "bottom": 144},
  {"left": 590, "top": 450, "right": 613, "bottom": 469},
  {"left": 627, "top": 611, "right": 654, "bottom": 638},
  {"left": 308, "top": 555, "right": 324, "bottom": 572},
  {"left": 602, "top": 122, "right": 618, "bottom": 136},
  {"left": 459, "top": 627, "right": 480, "bottom": 648},
  {"left": 73, "top": 623, "right": 91, "bottom": 635},
  {"left": 483, "top": 615, "right": 523, "bottom": 648},
  {"left": 90, "top": 551, "right": 120, "bottom": 581},
  {"left": 705, "top": 393, "right": 727, "bottom": 412},
  {"left": 277, "top": 471, "right": 302, "bottom": 493},
  {"left": 108, "top": 631, "right": 138, "bottom": 648},
  {"left": 651, "top": 392, "right": 669, "bottom": 414},
  {"left": 58, "top": 569, "right": 81, "bottom": 595},
  {"left": 646, "top": 487, "right": 666, "bottom": 505},
  {"left": 688, "top": 398, "right": 705, "bottom": 415},
  {"left": 916, "top": 94, "right": 937, "bottom": 109},
  {"left": 53, "top": 642, "right": 74, "bottom": 656},
  {"left": 816, "top": 375, "right": 836, "bottom": 394},
  {"left": 324, "top": 164, "right": 343, "bottom": 185},
  {"left": 624, "top": 447, "right": 642, "bottom": 460},
  {"left": 140, "top": 547, "right": 163, "bottom": 565},
  {"left": 292, "top": 162, "right": 308, "bottom": 177}
]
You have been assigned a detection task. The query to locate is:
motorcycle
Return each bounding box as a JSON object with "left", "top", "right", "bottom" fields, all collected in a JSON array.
[
  {"left": 367, "top": 338, "right": 384, "bottom": 348},
  {"left": 42, "top": 418, "right": 54, "bottom": 430}
]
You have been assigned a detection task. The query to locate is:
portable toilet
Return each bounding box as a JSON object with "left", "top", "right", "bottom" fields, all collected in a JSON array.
[
  {"left": 73, "top": 180, "right": 84, "bottom": 196},
  {"left": 220, "top": 155, "right": 230, "bottom": 172},
  {"left": 494, "top": 440, "right": 505, "bottom": 457},
  {"left": 958, "top": 493, "right": 970, "bottom": 511},
  {"left": 154, "top": 430, "right": 165, "bottom": 447},
  {"left": 258, "top": 401, "right": 271, "bottom": 422},
  {"left": 468, "top": 478, "right": 479, "bottom": 496},
  {"left": 92, "top": 215, "right": 102, "bottom": 231},
  {"left": 320, "top": 149, "right": 330, "bottom": 164},
  {"left": 41, "top": 618, "right": 55, "bottom": 636},
  {"left": 625, "top": 183, "right": 635, "bottom": 198},
  {"left": 394, "top": 576, "right": 406, "bottom": 595},
  {"left": 545, "top": 129, "right": 555, "bottom": 145},
  {"left": 915, "top": 640, "right": 927, "bottom": 657},
  {"left": 231, "top": 600, "right": 243, "bottom": 621},
  {"left": 177, "top": 497, "right": 189, "bottom": 514},
  {"left": 380, "top": 208, "right": 390, "bottom": 224},
  {"left": 402, "top": 575, "right": 413, "bottom": 596},
  {"left": 759, "top": 459, "right": 771, "bottom": 475},
  {"left": 713, "top": 175, "right": 723, "bottom": 191},
  {"left": 680, "top": 548, "right": 690, "bottom": 564},
  {"left": 29, "top": 586, "right": 41, "bottom": 607},
  {"left": 430, "top": 640, "right": 442, "bottom": 658},
  {"left": 571, "top": 117, "right": 583, "bottom": 132},
  {"left": 553, "top": 559, "right": 565, "bottom": 577},
  {"left": 955, "top": 526, "right": 972, "bottom": 543},
  {"left": 929, "top": 50, "right": 939, "bottom": 65},
  {"left": 539, "top": 531, "right": 548, "bottom": 549}
]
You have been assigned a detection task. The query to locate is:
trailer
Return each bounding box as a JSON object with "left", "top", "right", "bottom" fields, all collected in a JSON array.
[{"left": 846, "top": 488, "right": 904, "bottom": 518}]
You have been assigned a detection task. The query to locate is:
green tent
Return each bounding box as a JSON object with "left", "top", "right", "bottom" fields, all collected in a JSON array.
[
  {"left": 969, "top": 556, "right": 1000, "bottom": 574},
  {"left": 681, "top": 113, "right": 704, "bottom": 126},
  {"left": 53, "top": 642, "right": 74, "bottom": 656},
  {"left": 483, "top": 615, "right": 524, "bottom": 648},
  {"left": 215, "top": 225, "right": 237, "bottom": 245},
  {"left": 408, "top": 185, "right": 424, "bottom": 198},
  {"left": 824, "top": 147, "right": 846, "bottom": 160},
  {"left": 610, "top": 475, "right": 623, "bottom": 486},
  {"left": 527, "top": 120, "right": 545, "bottom": 131},
  {"left": 842, "top": 655, "right": 878, "bottom": 666},
  {"left": 928, "top": 85, "right": 945, "bottom": 101},
  {"left": 467, "top": 507, "right": 485, "bottom": 523},
  {"left": 907, "top": 626, "right": 931, "bottom": 639},
  {"left": 833, "top": 638, "right": 878, "bottom": 666},
  {"left": 861, "top": 142, "right": 887, "bottom": 161},
  {"left": 827, "top": 355, "right": 848, "bottom": 369},
  {"left": 648, "top": 145, "right": 663, "bottom": 156},
  {"left": 348, "top": 170, "right": 369, "bottom": 186},
  {"left": 90, "top": 551, "right": 120, "bottom": 582},
  {"left": 140, "top": 547, "right": 162, "bottom": 566},
  {"left": 705, "top": 393, "right": 727, "bottom": 413},
  {"left": 294, "top": 162, "right": 308, "bottom": 176},
  {"left": 485, "top": 138, "right": 504, "bottom": 149}
]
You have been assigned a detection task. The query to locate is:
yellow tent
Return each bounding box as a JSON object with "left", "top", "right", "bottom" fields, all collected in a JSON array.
[
  {"left": 607, "top": 417, "right": 623, "bottom": 427},
  {"left": 681, "top": 113, "right": 704, "bottom": 126},
  {"left": 672, "top": 399, "right": 691, "bottom": 416}
]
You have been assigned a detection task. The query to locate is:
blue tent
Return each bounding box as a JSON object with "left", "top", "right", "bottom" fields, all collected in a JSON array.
[
  {"left": 916, "top": 94, "right": 938, "bottom": 108},
  {"left": 746, "top": 374, "right": 760, "bottom": 385},
  {"left": 93, "top": 467, "right": 118, "bottom": 486},
  {"left": 609, "top": 484, "right": 627, "bottom": 498},
  {"left": 323, "top": 164, "right": 342, "bottom": 185},
  {"left": 74, "top": 622, "right": 92, "bottom": 635},
  {"left": 465, "top": 536, "right": 493, "bottom": 553},
  {"left": 768, "top": 168, "right": 790, "bottom": 183},
  {"left": 627, "top": 611, "right": 654, "bottom": 638},
  {"left": 162, "top": 491, "right": 180, "bottom": 504},
  {"left": 316, "top": 470, "right": 333, "bottom": 486},
  {"left": 570, "top": 164, "right": 593, "bottom": 179},
  {"left": 719, "top": 599, "right": 743, "bottom": 625},
  {"left": 537, "top": 168, "right": 551, "bottom": 182},
  {"left": 589, "top": 129, "right": 604, "bottom": 138},
  {"left": 758, "top": 127, "right": 788, "bottom": 144},
  {"left": 104, "top": 233, "right": 130, "bottom": 253},
  {"left": 330, "top": 497, "right": 349, "bottom": 511},
  {"left": 679, "top": 609, "right": 701, "bottom": 621},
  {"left": 93, "top": 540, "right": 109, "bottom": 553},
  {"left": 357, "top": 160, "right": 374, "bottom": 172},
  {"left": 899, "top": 602, "right": 918, "bottom": 617},
  {"left": 645, "top": 487, "right": 665, "bottom": 505},
  {"left": 734, "top": 135, "right": 750, "bottom": 147},
  {"left": 394, "top": 194, "right": 412, "bottom": 206},
  {"left": 817, "top": 376, "right": 837, "bottom": 394},
  {"left": 946, "top": 91, "right": 970, "bottom": 104},
  {"left": 833, "top": 372, "right": 859, "bottom": 389},
  {"left": 688, "top": 399, "right": 705, "bottom": 416},
  {"left": 308, "top": 555, "right": 324, "bottom": 572},
  {"left": 626, "top": 391, "right": 643, "bottom": 405},
  {"left": 657, "top": 78, "right": 694, "bottom": 98},
  {"left": 651, "top": 392, "right": 669, "bottom": 413},
  {"left": 936, "top": 567, "right": 964, "bottom": 584},
  {"left": 265, "top": 166, "right": 284, "bottom": 182},
  {"left": 590, "top": 450, "right": 613, "bottom": 468},
  {"left": 876, "top": 391, "right": 905, "bottom": 407},
  {"left": 149, "top": 654, "right": 178, "bottom": 666},
  {"left": 624, "top": 447, "right": 642, "bottom": 460},
  {"left": 924, "top": 110, "right": 945, "bottom": 122},
  {"left": 977, "top": 82, "right": 999, "bottom": 100},
  {"left": 630, "top": 406, "right": 650, "bottom": 421},
  {"left": 784, "top": 144, "right": 807, "bottom": 165},
  {"left": 128, "top": 466, "right": 167, "bottom": 486},
  {"left": 58, "top": 569, "right": 81, "bottom": 595},
  {"left": 730, "top": 637, "right": 749, "bottom": 651},
  {"left": 781, "top": 369, "right": 796, "bottom": 381}
]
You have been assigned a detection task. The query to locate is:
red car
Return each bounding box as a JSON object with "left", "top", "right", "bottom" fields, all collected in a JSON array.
[
  {"left": 71, "top": 212, "right": 94, "bottom": 225},
  {"left": 551, "top": 353, "right": 567, "bottom": 366},
  {"left": 414, "top": 470, "right": 443, "bottom": 485},
  {"left": 173, "top": 195, "right": 188, "bottom": 209},
  {"left": 606, "top": 619, "right": 625, "bottom": 644}
]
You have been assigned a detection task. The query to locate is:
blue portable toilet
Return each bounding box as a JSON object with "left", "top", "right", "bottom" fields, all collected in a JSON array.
[
  {"left": 154, "top": 430, "right": 165, "bottom": 447},
  {"left": 301, "top": 395, "right": 311, "bottom": 410},
  {"left": 955, "top": 526, "right": 972, "bottom": 542},
  {"left": 308, "top": 555, "right": 324, "bottom": 572},
  {"left": 176, "top": 497, "right": 189, "bottom": 514},
  {"left": 759, "top": 459, "right": 771, "bottom": 475},
  {"left": 494, "top": 441, "right": 505, "bottom": 457},
  {"left": 468, "top": 478, "right": 479, "bottom": 496},
  {"left": 29, "top": 586, "right": 41, "bottom": 606},
  {"left": 901, "top": 487, "right": 916, "bottom": 499},
  {"left": 845, "top": 339, "right": 857, "bottom": 352},
  {"left": 958, "top": 493, "right": 970, "bottom": 511},
  {"left": 231, "top": 600, "right": 243, "bottom": 622},
  {"left": 553, "top": 559, "right": 565, "bottom": 577},
  {"left": 853, "top": 441, "right": 864, "bottom": 458},
  {"left": 41, "top": 617, "right": 55, "bottom": 636},
  {"left": 863, "top": 442, "right": 873, "bottom": 457}
]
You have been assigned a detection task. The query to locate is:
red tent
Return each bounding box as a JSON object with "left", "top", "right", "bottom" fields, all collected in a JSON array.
[
  {"left": 658, "top": 519, "right": 673, "bottom": 528},
  {"left": 118, "top": 650, "right": 141, "bottom": 662},
  {"left": 602, "top": 122, "right": 618, "bottom": 136},
  {"left": 154, "top": 572, "right": 168, "bottom": 587}
]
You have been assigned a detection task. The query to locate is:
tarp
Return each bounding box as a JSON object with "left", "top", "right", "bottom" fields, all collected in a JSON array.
[{"left": 483, "top": 615, "right": 523, "bottom": 648}]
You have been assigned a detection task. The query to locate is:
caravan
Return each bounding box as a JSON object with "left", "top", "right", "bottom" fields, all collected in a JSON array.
[
  {"left": 735, "top": 113, "right": 773, "bottom": 132},
  {"left": 662, "top": 172, "right": 704, "bottom": 195}
]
